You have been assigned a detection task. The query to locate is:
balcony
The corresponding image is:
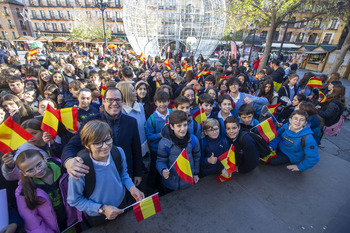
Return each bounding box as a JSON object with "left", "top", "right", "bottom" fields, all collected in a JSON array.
[
  {"left": 116, "top": 18, "right": 122, "bottom": 22},
  {"left": 57, "top": 2, "right": 64, "bottom": 6},
  {"left": 106, "top": 18, "right": 114, "bottom": 22},
  {"left": 21, "top": 25, "right": 27, "bottom": 29}
]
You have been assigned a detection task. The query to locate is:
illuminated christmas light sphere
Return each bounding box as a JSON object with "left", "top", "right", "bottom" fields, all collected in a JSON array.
[{"left": 123, "top": 0, "right": 226, "bottom": 59}]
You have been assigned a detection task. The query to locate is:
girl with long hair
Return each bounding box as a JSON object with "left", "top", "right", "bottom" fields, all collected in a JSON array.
[
  {"left": 38, "top": 69, "right": 53, "bottom": 97},
  {"left": 1, "top": 94, "right": 36, "bottom": 124}
]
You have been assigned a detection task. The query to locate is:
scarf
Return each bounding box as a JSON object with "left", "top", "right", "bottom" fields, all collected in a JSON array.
[{"left": 169, "top": 128, "right": 190, "bottom": 149}]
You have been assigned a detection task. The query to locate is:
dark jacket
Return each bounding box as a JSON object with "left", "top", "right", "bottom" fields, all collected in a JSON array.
[
  {"left": 62, "top": 111, "right": 143, "bottom": 178},
  {"left": 270, "top": 67, "right": 285, "bottom": 84},
  {"left": 74, "top": 65, "right": 90, "bottom": 80},
  {"left": 318, "top": 100, "right": 344, "bottom": 127}
]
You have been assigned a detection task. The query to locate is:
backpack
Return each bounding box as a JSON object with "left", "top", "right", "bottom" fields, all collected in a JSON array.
[
  {"left": 150, "top": 109, "right": 173, "bottom": 130},
  {"left": 323, "top": 115, "right": 345, "bottom": 136},
  {"left": 77, "top": 146, "right": 122, "bottom": 198},
  {"left": 239, "top": 131, "right": 271, "bottom": 157}
]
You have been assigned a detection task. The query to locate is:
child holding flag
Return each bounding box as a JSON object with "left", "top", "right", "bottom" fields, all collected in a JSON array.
[
  {"left": 268, "top": 110, "right": 319, "bottom": 172},
  {"left": 156, "top": 110, "right": 201, "bottom": 193}
]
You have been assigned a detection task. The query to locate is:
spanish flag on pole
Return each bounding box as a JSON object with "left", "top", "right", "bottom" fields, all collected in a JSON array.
[
  {"left": 163, "top": 58, "right": 172, "bottom": 70},
  {"left": 138, "top": 52, "right": 146, "bottom": 62},
  {"left": 0, "top": 116, "right": 33, "bottom": 153},
  {"left": 133, "top": 193, "right": 161, "bottom": 222},
  {"left": 121, "top": 44, "right": 126, "bottom": 50},
  {"left": 216, "top": 173, "right": 232, "bottom": 183},
  {"left": 41, "top": 104, "right": 60, "bottom": 139},
  {"left": 174, "top": 149, "right": 194, "bottom": 185},
  {"left": 196, "top": 71, "right": 210, "bottom": 80},
  {"left": 100, "top": 85, "right": 107, "bottom": 98},
  {"left": 267, "top": 103, "right": 281, "bottom": 115},
  {"left": 307, "top": 77, "right": 323, "bottom": 88},
  {"left": 192, "top": 108, "right": 207, "bottom": 127},
  {"left": 59, "top": 107, "right": 79, "bottom": 131},
  {"left": 182, "top": 63, "right": 193, "bottom": 72},
  {"left": 218, "top": 145, "right": 236, "bottom": 174},
  {"left": 319, "top": 90, "right": 327, "bottom": 103},
  {"left": 156, "top": 79, "right": 160, "bottom": 89},
  {"left": 166, "top": 46, "right": 170, "bottom": 54},
  {"left": 256, "top": 118, "right": 278, "bottom": 143},
  {"left": 260, "top": 151, "right": 278, "bottom": 163},
  {"left": 28, "top": 49, "right": 38, "bottom": 56}
]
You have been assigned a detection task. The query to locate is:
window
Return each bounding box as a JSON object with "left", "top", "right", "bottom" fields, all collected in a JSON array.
[
  {"left": 16, "top": 8, "right": 21, "bottom": 17},
  {"left": 3, "top": 7, "right": 9, "bottom": 16},
  {"left": 12, "top": 32, "right": 16, "bottom": 39},
  {"left": 31, "top": 10, "right": 37, "bottom": 18},
  {"left": 49, "top": 10, "right": 54, "bottom": 19},
  {"left": 285, "top": 32, "right": 293, "bottom": 42},
  {"left": 1, "top": 31, "right": 6, "bottom": 39},
  {"left": 61, "top": 23, "right": 67, "bottom": 31},
  {"left": 20, "top": 20, "right": 26, "bottom": 29},
  {"left": 57, "top": 0, "right": 63, "bottom": 6},
  {"left": 329, "top": 18, "right": 338, "bottom": 29},
  {"left": 296, "top": 33, "right": 305, "bottom": 42},
  {"left": 311, "top": 18, "right": 322, "bottom": 28},
  {"left": 40, "top": 10, "right": 46, "bottom": 19},
  {"left": 48, "top": 0, "right": 54, "bottom": 6},
  {"left": 300, "top": 18, "right": 309, "bottom": 28},
  {"left": 308, "top": 33, "right": 317, "bottom": 43},
  {"left": 86, "top": 11, "right": 92, "bottom": 18},
  {"left": 8, "top": 20, "right": 13, "bottom": 28},
  {"left": 67, "top": 11, "right": 72, "bottom": 19},
  {"left": 52, "top": 23, "right": 58, "bottom": 31},
  {"left": 272, "top": 31, "right": 279, "bottom": 41},
  {"left": 322, "top": 33, "right": 332, "bottom": 44},
  {"left": 308, "top": 54, "right": 326, "bottom": 64},
  {"left": 58, "top": 10, "right": 64, "bottom": 19},
  {"left": 34, "top": 22, "right": 40, "bottom": 30},
  {"left": 260, "top": 31, "right": 268, "bottom": 40},
  {"left": 23, "top": 31, "right": 27, "bottom": 35}
]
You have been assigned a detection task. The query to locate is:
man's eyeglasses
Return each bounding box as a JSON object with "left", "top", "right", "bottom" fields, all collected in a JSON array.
[
  {"left": 105, "top": 98, "right": 123, "bottom": 104},
  {"left": 92, "top": 137, "right": 113, "bottom": 149}
]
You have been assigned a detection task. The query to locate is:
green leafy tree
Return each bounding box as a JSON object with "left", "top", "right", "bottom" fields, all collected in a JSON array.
[
  {"left": 71, "top": 14, "right": 111, "bottom": 41},
  {"left": 226, "top": 0, "right": 329, "bottom": 71}
]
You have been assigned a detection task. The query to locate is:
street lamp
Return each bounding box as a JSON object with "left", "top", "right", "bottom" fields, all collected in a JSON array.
[
  {"left": 95, "top": 0, "right": 108, "bottom": 51},
  {"left": 248, "top": 24, "right": 257, "bottom": 63},
  {"left": 229, "top": 30, "right": 233, "bottom": 58},
  {"left": 69, "top": 27, "right": 74, "bottom": 52}
]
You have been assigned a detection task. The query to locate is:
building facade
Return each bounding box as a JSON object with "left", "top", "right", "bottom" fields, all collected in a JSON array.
[
  {"left": 0, "top": 0, "right": 33, "bottom": 41},
  {"left": 24, "top": 0, "right": 125, "bottom": 38}
]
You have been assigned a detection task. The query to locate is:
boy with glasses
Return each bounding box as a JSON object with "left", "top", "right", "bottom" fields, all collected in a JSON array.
[
  {"left": 268, "top": 110, "right": 319, "bottom": 172},
  {"left": 200, "top": 118, "right": 230, "bottom": 177}
]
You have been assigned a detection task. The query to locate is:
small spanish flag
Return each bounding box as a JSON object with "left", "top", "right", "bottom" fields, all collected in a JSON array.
[
  {"left": 133, "top": 193, "right": 161, "bottom": 222},
  {"left": 59, "top": 107, "right": 79, "bottom": 131},
  {"left": 216, "top": 173, "right": 232, "bottom": 183},
  {"left": 219, "top": 75, "right": 229, "bottom": 82},
  {"left": 156, "top": 79, "right": 160, "bottom": 88},
  {"left": 267, "top": 103, "right": 281, "bottom": 115},
  {"left": 273, "top": 81, "right": 282, "bottom": 92},
  {"left": 41, "top": 104, "right": 60, "bottom": 139},
  {"left": 163, "top": 58, "right": 172, "bottom": 70},
  {"left": 319, "top": 90, "right": 327, "bottom": 103},
  {"left": 0, "top": 116, "right": 33, "bottom": 153},
  {"left": 127, "top": 50, "right": 135, "bottom": 55},
  {"left": 121, "top": 44, "right": 126, "bottom": 50},
  {"left": 100, "top": 85, "right": 107, "bottom": 98},
  {"left": 182, "top": 63, "right": 193, "bottom": 72},
  {"left": 260, "top": 151, "right": 278, "bottom": 163},
  {"left": 138, "top": 52, "right": 146, "bottom": 62},
  {"left": 195, "top": 71, "right": 210, "bottom": 80},
  {"left": 218, "top": 145, "right": 236, "bottom": 174},
  {"left": 256, "top": 118, "right": 278, "bottom": 143},
  {"left": 28, "top": 49, "right": 38, "bottom": 56},
  {"left": 166, "top": 46, "right": 170, "bottom": 54},
  {"left": 174, "top": 149, "right": 194, "bottom": 185},
  {"left": 192, "top": 108, "right": 207, "bottom": 127},
  {"left": 307, "top": 77, "right": 322, "bottom": 88}
]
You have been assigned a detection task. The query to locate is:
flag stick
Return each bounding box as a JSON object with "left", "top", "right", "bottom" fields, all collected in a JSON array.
[
  {"left": 263, "top": 105, "right": 281, "bottom": 124},
  {"left": 122, "top": 192, "right": 159, "bottom": 211},
  {"left": 225, "top": 144, "right": 232, "bottom": 170},
  {"left": 249, "top": 117, "right": 274, "bottom": 132},
  {"left": 168, "top": 149, "right": 184, "bottom": 171}
]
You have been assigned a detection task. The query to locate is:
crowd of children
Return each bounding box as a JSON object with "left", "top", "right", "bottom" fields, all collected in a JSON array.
[{"left": 0, "top": 47, "right": 347, "bottom": 233}]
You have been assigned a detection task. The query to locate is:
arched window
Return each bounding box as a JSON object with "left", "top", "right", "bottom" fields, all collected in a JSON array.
[
  {"left": 285, "top": 32, "right": 293, "bottom": 41},
  {"left": 296, "top": 33, "right": 305, "bottom": 42},
  {"left": 308, "top": 33, "right": 317, "bottom": 43}
]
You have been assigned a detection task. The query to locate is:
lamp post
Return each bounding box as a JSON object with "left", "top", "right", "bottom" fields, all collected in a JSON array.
[
  {"left": 95, "top": 0, "right": 108, "bottom": 51},
  {"left": 248, "top": 24, "right": 257, "bottom": 63},
  {"left": 229, "top": 30, "right": 233, "bottom": 59},
  {"left": 69, "top": 27, "right": 73, "bottom": 52}
]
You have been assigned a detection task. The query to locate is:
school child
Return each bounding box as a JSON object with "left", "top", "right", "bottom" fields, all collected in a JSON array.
[
  {"left": 1, "top": 118, "right": 63, "bottom": 181},
  {"left": 200, "top": 118, "right": 230, "bottom": 177},
  {"left": 0, "top": 105, "right": 5, "bottom": 124},
  {"left": 84, "top": 83, "right": 101, "bottom": 109},
  {"left": 1, "top": 94, "right": 36, "bottom": 124},
  {"left": 174, "top": 96, "right": 201, "bottom": 140},
  {"left": 277, "top": 94, "right": 306, "bottom": 124},
  {"left": 205, "top": 87, "right": 219, "bottom": 112},
  {"left": 238, "top": 103, "right": 259, "bottom": 132},
  {"left": 268, "top": 110, "right": 319, "bottom": 172},
  {"left": 156, "top": 110, "right": 201, "bottom": 192},
  {"left": 198, "top": 93, "right": 215, "bottom": 118},
  {"left": 224, "top": 116, "right": 260, "bottom": 173},
  {"left": 67, "top": 120, "right": 144, "bottom": 226},
  {"left": 278, "top": 73, "right": 299, "bottom": 105},
  {"left": 52, "top": 71, "right": 69, "bottom": 94},
  {"left": 88, "top": 70, "right": 101, "bottom": 88},
  {"left": 60, "top": 80, "right": 82, "bottom": 108},
  {"left": 180, "top": 86, "right": 199, "bottom": 116},
  {"left": 44, "top": 84, "right": 60, "bottom": 106},
  {"left": 296, "top": 101, "right": 322, "bottom": 145},
  {"left": 23, "top": 88, "right": 40, "bottom": 108},
  {"left": 145, "top": 91, "right": 172, "bottom": 194},
  {"left": 212, "top": 94, "right": 233, "bottom": 136},
  {"left": 15, "top": 149, "right": 81, "bottom": 233},
  {"left": 7, "top": 76, "right": 25, "bottom": 100},
  {"left": 77, "top": 88, "right": 99, "bottom": 122},
  {"left": 252, "top": 70, "right": 266, "bottom": 93}
]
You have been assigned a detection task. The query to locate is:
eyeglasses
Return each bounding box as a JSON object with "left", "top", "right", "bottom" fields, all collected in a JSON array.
[
  {"left": 291, "top": 118, "right": 306, "bottom": 123},
  {"left": 105, "top": 98, "right": 123, "bottom": 104},
  {"left": 207, "top": 127, "right": 220, "bottom": 133},
  {"left": 25, "top": 160, "right": 46, "bottom": 175},
  {"left": 92, "top": 137, "right": 113, "bottom": 149}
]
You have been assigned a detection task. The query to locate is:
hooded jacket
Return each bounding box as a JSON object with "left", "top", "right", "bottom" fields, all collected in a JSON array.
[
  {"left": 269, "top": 123, "right": 319, "bottom": 171},
  {"left": 270, "top": 66, "right": 285, "bottom": 84},
  {"left": 318, "top": 99, "right": 344, "bottom": 127},
  {"left": 156, "top": 124, "right": 200, "bottom": 191}
]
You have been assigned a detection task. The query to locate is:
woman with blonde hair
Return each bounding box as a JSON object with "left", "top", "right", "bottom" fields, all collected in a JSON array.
[
  {"left": 116, "top": 81, "right": 148, "bottom": 157},
  {"left": 38, "top": 69, "right": 53, "bottom": 97}
]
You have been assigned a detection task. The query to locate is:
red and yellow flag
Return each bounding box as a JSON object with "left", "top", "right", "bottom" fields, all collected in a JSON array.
[
  {"left": 28, "top": 49, "right": 38, "bottom": 56},
  {"left": 307, "top": 77, "right": 322, "bottom": 88},
  {"left": 133, "top": 194, "right": 161, "bottom": 222},
  {"left": 192, "top": 108, "right": 207, "bottom": 127},
  {"left": 314, "top": 90, "right": 327, "bottom": 103},
  {"left": 164, "top": 118, "right": 169, "bottom": 126},
  {"left": 166, "top": 46, "right": 170, "bottom": 54},
  {"left": 216, "top": 173, "right": 232, "bottom": 183},
  {"left": 127, "top": 50, "right": 135, "bottom": 55},
  {"left": 0, "top": 116, "right": 33, "bottom": 153},
  {"left": 100, "top": 85, "right": 107, "bottom": 98},
  {"left": 59, "top": 107, "right": 78, "bottom": 131},
  {"left": 121, "top": 44, "right": 126, "bottom": 50},
  {"left": 273, "top": 81, "right": 282, "bottom": 92},
  {"left": 267, "top": 103, "right": 281, "bottom": 115},
  {"left": 196, "top": 71, "right": 210, "bottom": 80},
  {"left": 260, "top": 151, "right": 278, "bottom": 163},
  {"left": 163, "top": 58, "right": 172, "bottom": 70},
  {"left": 218, "top": 145, "right": 236, "bottom": 174},
  {"left": 219, "top": 75, "right": 229, "bottom": 82},
  {"left": 41, "top": 104, "right": 60, "bottom": 139},
  {"left": 156, "top": 80, "right": 160, "bottom": 89},
  {"left": 256, "top": 118, "right": 278, "bottom": 143},
  {"left": 138, "top": 52, "right": 146, "bottom": 62},
  {"left": 174, "top": 150, "right": 193, "bottom": 185},
  {"left": 182, "top": 63, "right": 193, "bottom": 72}
]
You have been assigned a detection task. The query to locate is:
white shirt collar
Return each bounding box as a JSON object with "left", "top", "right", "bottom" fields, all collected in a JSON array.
[
  {"left": 90, "top": 153, "right": 111, "bottom": 166},
  {"left": 155, "top": 108, "right": 169, "bottom": 120},
  {"left": 218, "top": 110, "right": 232, "bottom": 120}
]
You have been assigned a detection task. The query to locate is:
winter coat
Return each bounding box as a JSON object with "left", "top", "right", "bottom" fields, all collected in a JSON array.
[
  {"left": 156, "top": 125, "right": 201, "bottom": 191},
  {"left": 270, "top": 67, "right": 285, "bottom": 84},
  {"left": 318, "top": 99, "right": 344, "bottom": 127},
  {"left": 269, "top": 123, "right": 319, "bottom": 171},
  {"left": 15, "top": 159, "right": 81, "bottom": 233}
]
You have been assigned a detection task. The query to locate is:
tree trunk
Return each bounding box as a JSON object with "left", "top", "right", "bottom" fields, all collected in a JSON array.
[
  {"left": 329, "top": 25, "right": 350, "bottom": 76},
  {"left": 258, "top": 19, "right": 277, "bottom": 72}
]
